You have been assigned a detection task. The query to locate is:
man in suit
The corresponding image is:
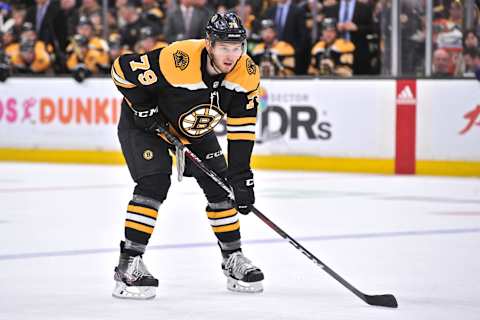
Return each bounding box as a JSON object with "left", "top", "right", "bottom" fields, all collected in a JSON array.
[
  {"left": 263, "top": 0, "right": 309, "bottom": 75},
  {"left": 25, "top": 0, "right": 67, "bottom": 51},
  {"left": 118, "top": 1, "right": 158, "bottom": 51},
  {"left": 324, "top": 0, "right": 374, "bottom": 75},
  {"left": 163, "top": 0, "right": 211, "bottom": 43}
]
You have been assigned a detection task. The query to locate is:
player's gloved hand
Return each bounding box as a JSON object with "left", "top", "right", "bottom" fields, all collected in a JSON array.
[{"left": 229, "top": 172, "right": 255, "bottom": 215}]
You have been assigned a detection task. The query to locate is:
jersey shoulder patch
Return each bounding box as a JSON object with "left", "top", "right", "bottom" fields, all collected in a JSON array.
[
  {"left": 223, "top": 54, "right": 260, "bottom": 93},
  {"left": 158, "top": 39, "right": 207, "bottom": 90}
]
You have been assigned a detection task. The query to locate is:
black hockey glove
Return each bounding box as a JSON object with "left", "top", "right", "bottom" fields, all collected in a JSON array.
[{"left": 229, "top": 172, "right": 255, "bottom": 215}]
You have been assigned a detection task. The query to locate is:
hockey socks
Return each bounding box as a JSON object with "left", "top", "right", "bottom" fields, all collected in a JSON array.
[
  {"left": 206, "top": 205, "right": 241, "bottom": 247},
  {"left": 124, "top": 195, "right": 161, "bottom": 245}
]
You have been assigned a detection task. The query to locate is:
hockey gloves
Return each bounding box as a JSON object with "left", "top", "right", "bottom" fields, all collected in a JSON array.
[{"left": 229, "top": 172, "right": 255, "bottom": 215}]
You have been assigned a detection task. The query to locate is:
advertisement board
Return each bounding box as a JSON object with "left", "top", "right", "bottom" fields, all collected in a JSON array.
[
  {"left": 0, "top": 78, "right": 122, "bottom": 150},
  {"left": 416, "top": 80, "right": 480, "bottom": 161},
  {"left": 0, "top": 78, "right": 478, "bottom": 175},
  {"left": 0, "top": 78, "right": 396, "bottom": 159}
]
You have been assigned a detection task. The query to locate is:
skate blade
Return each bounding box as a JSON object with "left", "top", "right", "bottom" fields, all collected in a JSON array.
[
  {"left": 227, "top": 277, "right": 263, "bottom": 293},
  {"left": 112, "top": 281, "right": 156, "bottom": 300}
]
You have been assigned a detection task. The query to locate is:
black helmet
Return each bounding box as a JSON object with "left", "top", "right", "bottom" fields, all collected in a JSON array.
[
  {"left": 322, "top": 18, "right": 337, "bottom": 31},
  {"left": 205, "top": 12, "right": 247, "bottom": 43}
]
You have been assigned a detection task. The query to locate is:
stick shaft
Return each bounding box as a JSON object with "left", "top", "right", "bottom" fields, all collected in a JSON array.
[{"left": 154, "top": 123, "right": 395, "bottom": 307}]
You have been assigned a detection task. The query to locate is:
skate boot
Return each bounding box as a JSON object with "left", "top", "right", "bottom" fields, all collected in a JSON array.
[
  {"left": 112, "top": 242, "right": 158, "bottom": 299},
  {"left": 222, "top": 251, "right": 264, "bottom": 293}
]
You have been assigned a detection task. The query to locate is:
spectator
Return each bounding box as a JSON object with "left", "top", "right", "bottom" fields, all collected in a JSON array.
[
  {"left": 89, "top": 11, "right": 104, "bottom": 37},
  {"left": 134, "top": 25, "right": 167, "bottom": 53},
  {"left": 78, "top": 0, "right": 101, "bottom": 19},
  {"left": 308, "top": 17, "right": 354, "bottom": 76},
  {"left": 324, "top": 0, "right": 374, "bottom": 75},
  {"left": 251, "top": 19, "right": 295, "bottom": 76},
  {"left": 1, "top": 5, "right": 27, "bottom": 45},
  {"left": 432, "top": 48, "right": 452, "bottom": 76},
  {"left": 447, "top": 0, "right": 462, "bottom": 29},
  {"left": 114, "top": 0, "right": 129, "bottom": 29},
  {"left": 60, "top": 0, "right": 79, "bottom": 39},
  {"left": 464, "top": 29, "right": 479, "bottom": 50},
  {"left": 193, "top": 0, "right": 214, "bottom": 15},
  {"left": 263, "top": 0, "right": 309, "bottom": 74},
  {"left": 141, "top": 0, "right": 165, "bottom": 36},
  {"left": 5, "top": 21, "right": 52, "bottom": 74},
  {"left": 462, "top": 47, "right": 479, "bottom": 76},
  {"left": 0, "top": 2, "right": 12, "bottom": 33},
  {"left": 118, "top": 0, "right": 155, "bottom": 50},
  {"left": 66, "top": 16, "right": 109, "bottom": 81},
  {"left": 163, "top": 0, "right": 210, "bottom": 43},
  {"left": 107, "top": 32, "right": 128, "bottom": 62},
  {"left": 399, "top": 0, "right": 425, "bottom": 75},
  {"left": 234, "top": 0, "right": 260, "bottom": 50},
  {"left": 300, "top": 0, "right": 324, "bottom": 40},
  {"left": 25, "top": 0, "right": 68, "bottom": 51}
]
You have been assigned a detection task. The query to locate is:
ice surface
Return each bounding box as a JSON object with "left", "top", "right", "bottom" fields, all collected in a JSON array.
[{"left": 0, "top": 163, "right": 479, "bottom": 320}]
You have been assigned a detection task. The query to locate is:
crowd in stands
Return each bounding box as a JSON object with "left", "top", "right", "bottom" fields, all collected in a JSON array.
[{"left": 0, "top": 0, "right": 478, "bottom": 81}]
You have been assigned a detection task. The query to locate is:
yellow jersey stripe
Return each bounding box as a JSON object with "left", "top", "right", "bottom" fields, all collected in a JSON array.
[
  {"left": 111, "top": 58, "right": 136, "bottom": 88},
  {"left": 127, "top": 205, "right": 158, "bottom": 218},
  {"left": 207, "top": 208, "right": 237, "bottom": 219},
  {"left": 212, "top": 221, "right": 240, "bottom": 233},
  {"left": 227, "top": 133, "right": 256, "bottom": 141},
  {"left": 227, "top": 117, "right": 257, "bottom": 126},
  {"left": 113, "top": 57, "right": 125, "bottom": 79},
  {"left": 125, "top": 221, "right": 154, "bottom": 234}
]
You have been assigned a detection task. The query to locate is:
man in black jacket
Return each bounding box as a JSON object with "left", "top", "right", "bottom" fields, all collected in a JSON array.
[
  {"left": 263, "top": 0, "right": 309, "bottom": 75},
  {"left": 25, "top": 0, "right": 67, "bottom": 52},
  {"left": 25, "top": 0, "right": 67, "bottom": 72},
  {"left": 324, "top": 0, "right": 374, "bottom": 75}
]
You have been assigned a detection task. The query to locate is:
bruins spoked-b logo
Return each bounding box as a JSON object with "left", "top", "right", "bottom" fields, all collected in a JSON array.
[
  {"left": 143, "top": 149, "right": 154, "bottom": 160},
  {"left": 173, "top": 50, "right": 189, "bottom": 70},
  {"left": 246, "top": 58, "right": 256, "bottom": 75},
  {"left": 179, "top": 104, "right": 224, "bottom": 138}
]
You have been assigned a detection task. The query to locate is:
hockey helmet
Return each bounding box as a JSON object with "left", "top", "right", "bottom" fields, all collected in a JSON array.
[
  {"left": 205, "top": 12, "right": 247, "bottom": 43},
  {"left": 322, "top": 18, "right": 337, "bottom": 31},
  {"left": 260, "top": 19, "right": 276, "bottom": 31}
]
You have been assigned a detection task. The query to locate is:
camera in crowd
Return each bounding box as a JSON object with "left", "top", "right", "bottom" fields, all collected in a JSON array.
[{"left": 71, "top": 34, "right": 91, "bottom": 83}]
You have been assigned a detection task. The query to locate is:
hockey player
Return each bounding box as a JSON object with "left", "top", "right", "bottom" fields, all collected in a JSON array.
[
  {"left": 5, "top": 22, "right": 52, "bottom": 74},
  {"left": 251, "top": 19, "right": 295, "bottom": 77},
  {"left": 111, "top": 12, "right": 264, "bottom": 299},
  {"left": 308, "top": 18, "right": 355, "bottom": 77},
  {"left": 66, "top": 16, "right": 110, "bottom": 81},
  {"left": 133, "top": 26, "right": 167, "bottom": 54}
]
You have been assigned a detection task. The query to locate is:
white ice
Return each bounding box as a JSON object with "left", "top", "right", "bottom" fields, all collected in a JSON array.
[{"left": 0, "top": 162, "right": 479, "bottom": 320}]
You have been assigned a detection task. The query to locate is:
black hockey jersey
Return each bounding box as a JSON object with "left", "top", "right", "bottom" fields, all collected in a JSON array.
[
  {"left": 111, "top": 39, "right": 260, "bottom": 178},
  {"left": 309, "top": 39, "right": 355, "bottom": 76},
  {"left": 251, "top": 41, "right": 295, "bottom": 77}
]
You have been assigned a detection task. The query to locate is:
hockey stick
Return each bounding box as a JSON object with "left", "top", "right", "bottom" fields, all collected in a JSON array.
[{"left": 153, "top": 123, "right": 398, "bottom": 308}]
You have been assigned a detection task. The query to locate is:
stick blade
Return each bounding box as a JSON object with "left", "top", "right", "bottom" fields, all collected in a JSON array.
[{"left": 364, "top": 294, "right": 398, "bottom": 308}]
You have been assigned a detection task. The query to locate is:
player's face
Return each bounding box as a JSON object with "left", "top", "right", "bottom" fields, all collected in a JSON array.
[
  {"left": 211, "top": 41, "right": 243, "bottom": 73},
  {"left": 261, "top": 28, "right": 276, "bottom": 44},
  {"left": 322, "top": 28, "right": 336, "bottom": 43}
]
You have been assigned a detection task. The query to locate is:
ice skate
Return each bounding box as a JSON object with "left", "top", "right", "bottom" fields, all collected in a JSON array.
[
  {"left": 222, "top": 251, "right": 264, "bottom": 293},
  {"left": 112, "top": 252, "right": 158, "bottom": 300}
]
